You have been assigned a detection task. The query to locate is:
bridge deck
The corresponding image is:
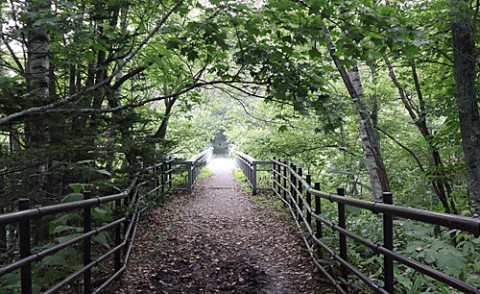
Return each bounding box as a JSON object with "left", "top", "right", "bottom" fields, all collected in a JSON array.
[{"left": 107, "top": 157, "right": 335, "bottom": 293}]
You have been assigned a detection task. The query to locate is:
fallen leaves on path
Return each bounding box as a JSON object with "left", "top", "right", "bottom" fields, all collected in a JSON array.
[{"left": 107, "top": 160, "right": 336, "bottom": 293}]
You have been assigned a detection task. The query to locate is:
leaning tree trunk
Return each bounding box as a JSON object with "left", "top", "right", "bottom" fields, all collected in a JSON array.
[
  {"left": 349, "top": 67, "right": 386, "bottom": 201},
  {"left": 154, "top": 97, "right": 178, "bottom": 140},
  {"left": 322, "top": 27, "right": 389, "bottom": 201},
  {"left": 451, "top": 3, "right": 480, "bottom": 213}
]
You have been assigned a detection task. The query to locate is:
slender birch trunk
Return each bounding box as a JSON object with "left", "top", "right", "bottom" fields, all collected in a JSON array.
[
  {"left": 24, "top": 0, "right": 51, "bottom": 204},
  {"left": 322, "top": 27, "right": 389, "bottom": 201}
]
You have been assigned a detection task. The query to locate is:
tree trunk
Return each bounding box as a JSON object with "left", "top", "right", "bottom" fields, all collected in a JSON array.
[
  {"left": 25, "top": 0, "right": 51, "bottom": 204},
  {"left": 154, "top": 98, "right": 178, "bottom": 140},
  {"left": 322, "top": 27, "right": 389, "bottom": 201},
  {"left": 349, "top": 67, "right": 386, "bottom": 201},
  {"left": 384, "top": 56, "right": 457, "bottom": 213},
  {"left": 452, "top": 5, "right": 480, "bottom": 212}
]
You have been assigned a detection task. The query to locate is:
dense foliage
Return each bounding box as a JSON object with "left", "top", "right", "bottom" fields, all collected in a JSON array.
[{"left": 0, "top": 0, "right": 479, "bottom": 292}]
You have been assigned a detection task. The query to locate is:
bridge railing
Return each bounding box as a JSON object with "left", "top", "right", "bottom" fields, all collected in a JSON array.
[
  {"left": 0, "top": 149, "right": 211, "bottom": 294},
  {"left": 174, "top": 147, "right": 213, "bottom": 193},
  {"left": 234, "top": 152, "right": 480, "bottom": 294},
  {"left": 233, "top": 152, "right": 272, "bottom": 195}
]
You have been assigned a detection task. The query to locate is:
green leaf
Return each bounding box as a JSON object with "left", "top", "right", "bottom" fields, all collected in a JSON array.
[
  {"left": 52, "top": 225, "right": 82, "bottom": 235},
  {"left": 93, "top": 208, "right": 113, "bottom": 222},
  {"left": 95, "top": 169, "right": 111, "bottom": 177},
  {"left": 93, "top": 231, "right": 110, "bottom": 246},
  {"left": 436, "top": 249, "right": 466, "bottom": 277},
  {"left": 42, "top": 254, "right": 66, "bottom": 266},
  {"left": 69, "top": 183, "right": 87, "bottom": 193},
  {"left": 61, "top": 192, "right": 84, "bottom": 203},
  {"left": 346, "top": 205, "right": 361, "bottom": 215}
]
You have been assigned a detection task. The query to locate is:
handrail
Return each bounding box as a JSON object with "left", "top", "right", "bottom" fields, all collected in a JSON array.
[
  {"left": 0, "top": 190, "right": 129, "bottom": 226},
  {"left": 189, "top": 147, "right": 213, "bottom": 163},
  {"left": 235, "top": 152, "right": 480, "bottom": 294},
  {"left": 174, "top": 147, "right": 213, "bottom": 193},
  {"left": 0, "top": 156, "right": 176, "bottom": 294},
  {"left": 233, "top": 152, "right": 272, "bottom": 194},
  {"left": 274, "top": 160, "right": 480, "bottom": 236}
]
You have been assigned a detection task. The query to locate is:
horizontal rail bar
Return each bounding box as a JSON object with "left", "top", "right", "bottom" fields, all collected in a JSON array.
[
  {"left": 44, "top": 241, "right": 126, "bottom": 294},
  {"left": 0, "top": 218, "right": 125, "bottom": 276},
  {"left": 272, "top": 160, "right": 480, "bottom": 235},
  {"left": 0, "top": 192, "right": 129, "bottom": 226},
  {"left": 270, "top": 168, "right": 480, "bottom": 293}
]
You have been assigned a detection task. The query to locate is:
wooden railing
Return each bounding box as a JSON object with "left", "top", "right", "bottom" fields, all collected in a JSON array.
[{"left": 234, "top": 153, "right": 480, "bottom": 294}]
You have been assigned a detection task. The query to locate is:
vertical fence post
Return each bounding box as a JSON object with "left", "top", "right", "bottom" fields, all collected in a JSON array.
[
  {"left": 290, "top": 164, "right": 296, "bottom": 217},
  {"left": 276, "top": 161, "right": 281, "bottom": 196},
  {"left": 314, "top": 183, "right": 322, "bottom": 258},
  {"left": 161, "top": 162, "right": 166, "bottom": 194},
  {"left": 282, "top": 161, "right": 287, "bottom": 203},
  {"left": 83, "top": 192, "right": 92, "bottom": 294},
  {"left": 306, "top": 175, "right": 312, "bottom": 229},
  {"left": 114, "top": 198, "right": 122, "bottom": 272},
  {"left": 18, "top": 199, "right": 31, "bottom": 294},
  {"left": 277, "top": 159, "right": 282, "bottom": 197},
  {"left": 383, "top": 192, "right": 394, "bottom": 293},
  {"left": 272, "top": 158, "right": 276, "bottom": 192},
  {"left": 252, "top": 162, "right": 257, "bottom": 195},
  {"left": 168, "top": 160, "right": 173, "bottom": 190},
  {"left": 277, "top": 160, "right": 281, "bottom": 193},
  {"left": 298, "top": 168, "right": 303, "bottom": 219},
  {"left": 187, "top": 162, "right": 193, "bottom": 194},
  {"left": 337, "top": 187, "right": 348, "bottom": 292},
  {"left": 0, "top": 223, "right": 6, "bottom": 253},
  {"left": 314, "top": 183, "right": 322, "bottom": 238},
  {"left": 155, "top": 165, "right": 160, "bottom": 190}
]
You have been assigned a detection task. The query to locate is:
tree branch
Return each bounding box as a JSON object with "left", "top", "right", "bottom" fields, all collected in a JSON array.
[
  {"left": 375, "top": 125, "right": 425, "bottom": 172},
  {"left": 110, "top": 64, "right": 151, "bottom": 91},
  {"left": 0, "top": 0, "right": 184, "bottom": 125}
]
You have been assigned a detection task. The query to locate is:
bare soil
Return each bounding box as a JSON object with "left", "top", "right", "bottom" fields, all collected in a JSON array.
[{"left": 107, "top": 157, "right": 336, "bottom": 293}]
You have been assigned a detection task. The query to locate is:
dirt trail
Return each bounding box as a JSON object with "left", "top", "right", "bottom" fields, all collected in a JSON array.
[{"left": 109, "top": 157, "right": 335, "bottom": 293}]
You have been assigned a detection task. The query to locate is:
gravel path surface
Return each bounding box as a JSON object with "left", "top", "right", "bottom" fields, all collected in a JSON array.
[{"left": 108, "top": 157, "right": 336, "bottom": 293}]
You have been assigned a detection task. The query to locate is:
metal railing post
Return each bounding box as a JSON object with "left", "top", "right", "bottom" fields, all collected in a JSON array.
[
  {"left": 282, "top": 161, "right": 287, "bottom": 203},
  {"left": 114, "top": 198, "right": 122, "bottom": 273},
  {"left": 383, "top": 192, "right": 394, "bottom": 293},
  {"left": 161, "top": 162, "right": 166, "bottom": 194},
  {"left": 277, "top": 161, "right": 281, "bottom": 195},
  {"left": 290, "top": 164, "right": 296, "bottom": 215},
  {"left": 314, "top": 183, "right": 322, "bottom": 257},
  {"left": 155, "top": 164, "right": 160, "bottom": 190},
  {"left": 187, "top": 162, "right": 193, "bottom": 194},
  {"left": 18, "top": 199, "right": 31, "bottom": 294},
  {"left": 272, "top": 158, "right": 277, "bottom": 192},
  {"left": 252, "top": 162, "right": 257, "bottom": 195},
  {"left": 298, "top": 168, "right": 303, "bottom": 219},
  {"left": 168, "top": 160, "right": 173, "bottom": 190},
  {"left": 83, "top": 192, "right": 92, "bottom": 294},
  {"left": 0, "top": 223, "right": 6, "bottom": 253},
  {"left": 306, "top": 175, "right": 312, "bottom": 228},
  {"left": 337, "top": 187, "right": 348, "bottom": 292}
]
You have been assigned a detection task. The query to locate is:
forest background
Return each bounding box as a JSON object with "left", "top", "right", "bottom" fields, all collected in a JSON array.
[{"left": 0, "top": 0, "right": 480, "bottom": 291}]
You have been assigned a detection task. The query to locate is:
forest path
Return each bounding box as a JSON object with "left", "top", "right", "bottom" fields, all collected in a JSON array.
[{"left": 109, "top": 156, "right": 335, "bottom": 293}]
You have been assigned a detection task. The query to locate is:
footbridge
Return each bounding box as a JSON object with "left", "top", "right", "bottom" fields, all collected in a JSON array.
[
  {"left": 234, "top": 151, "right": 480, "bottom": 294},
  {"left": 1, "top": 149, "right": 479, "bottom": 293}
]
